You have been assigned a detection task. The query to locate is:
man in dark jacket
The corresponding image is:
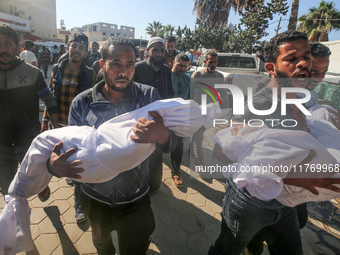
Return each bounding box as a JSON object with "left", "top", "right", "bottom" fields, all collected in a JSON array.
[
  {"left": 47, "top": 37, "right": 177, "bottom": 255},
  {"left": 39, "top": 46, "right": 51, "bottom": 78},
  {"left": 0, "top": 24, "right": 58, "bottom": 195},
  {"left": 86, "top": 41, "right": 101, "bottom": 67},
  {"left": 133, "top": 37, "right": 173, "bottom": 192}
]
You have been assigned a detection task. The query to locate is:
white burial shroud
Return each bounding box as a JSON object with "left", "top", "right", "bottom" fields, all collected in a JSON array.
[
  {"left": 0, "top": 98, "right": 220, "bottom": 254},
  {"left": 214, "top": 105, "right": 340, "bottom": 207}
]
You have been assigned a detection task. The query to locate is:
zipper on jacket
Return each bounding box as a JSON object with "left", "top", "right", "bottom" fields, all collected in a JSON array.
[{"left": 4, "top": 71, "right": 14, "bottom": 145}]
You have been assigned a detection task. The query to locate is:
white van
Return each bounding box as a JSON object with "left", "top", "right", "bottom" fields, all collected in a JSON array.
[{"left": 34, "top": 41, "right": 67, "bottom": 62}]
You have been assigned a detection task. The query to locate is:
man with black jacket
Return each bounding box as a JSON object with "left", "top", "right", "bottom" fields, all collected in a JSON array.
[
  {"left": 47, "top": 37, "right": 177, "bottom": 254},
  {"left": 0, "top": 24, "right": 58, "bottom": 195},
  {"left": 133, "top": 37, "right": 173, "bottom": 191}
]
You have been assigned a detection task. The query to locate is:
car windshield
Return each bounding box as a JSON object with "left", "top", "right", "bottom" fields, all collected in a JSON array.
[{"left": 217, "top": 56, "right": 256, "bottom": 69}]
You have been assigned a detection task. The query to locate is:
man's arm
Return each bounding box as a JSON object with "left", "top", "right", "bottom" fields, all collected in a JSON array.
[
  {"left": 41, "top": 73, "right": 58, "bottom": 132},
  {"left": 213, "top": 143, "right": 234, "bottom": 165},
  {"left": 283, "top": 150, "right": 340, "bottom": 195},
  {"left": 130, "top": 111, "right": 178, "bottom": 153},
  {"left": 283, "top": 178, "right": 340, "bottom": 195},
  {"left": 328, "top": 109, "right": 340, "bottom": 129},
  {"left": 49, "top": 113, "right": 59, "bottom": 129},
  {"left": 35, "top": 76, "right": 58, "bottom": 128},
  {"left": 30, "top": 51, "right": 37, "bottom": 67},
  {"left": 131, "top": 111, "right": 170, "bottom": 145}
]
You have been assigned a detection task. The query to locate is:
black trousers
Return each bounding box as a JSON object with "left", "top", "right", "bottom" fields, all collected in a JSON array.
[
  {"left": 0, "top": 143, "right": 29, "bottom": 195},
  {"left": 170, "top": 136, "right": 184, "bottom": 176},
  {"left": 79, "top": 191, "right": 155, "bottom": 255}
]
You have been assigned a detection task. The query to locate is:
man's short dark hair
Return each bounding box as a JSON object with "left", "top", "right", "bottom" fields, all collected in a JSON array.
[
  {"left": 263, "top": 31, "right": 309, "bottom": 64},
  {"left": 175, "top": 53, "right": 189, "bottom": 62},
  {"left": 165, "top": 36, "right": 176, "bottom": 43},
  {"left": 101, "top": 37, "right": 137, "bottom": 62},
  {"left": 24, "top": 40, "right": 35, "bottom": 50},
  {"left": 205, "top": 49, "right": 218, "bottom": 60},
  {"left": 92, "top": 41, "right": 99, "bottom": 47},
  {"left": 0, "top": 24, "right": 19, "bottom": 46},
  {"left": 310, "top": 42, "right": 331, "bottom": 58}
]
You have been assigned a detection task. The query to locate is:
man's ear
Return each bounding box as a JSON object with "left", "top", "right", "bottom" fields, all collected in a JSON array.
[
  {"left": 265, "top": 62, "right": 276, "bottom": 77},
  {"left": 84, "top": 51, "right": 89, "bottom": 58}
]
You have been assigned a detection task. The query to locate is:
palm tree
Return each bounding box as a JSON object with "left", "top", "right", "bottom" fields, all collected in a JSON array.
[
  {"left": 193, "top": 0, "right": 259, "bottom": 26},
  {"left": 145, "top": 21, "right": 164, "bottom": 37},
  {"left": 164, "top": 25, "right": 175, "bottom": 37},
  {"left": 288, "top": 0, "right": 299, "bottom": 30},
  {"left": 297, "top": 1, "right": 340, "bottom": 42}
]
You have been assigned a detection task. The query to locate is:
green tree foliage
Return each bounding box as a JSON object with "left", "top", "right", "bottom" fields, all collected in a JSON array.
[
  {"left": 158, "top": 24, "right": 176, "bottom": 38},
  {"left": 176, "top": 0, "right": 287, "bottom": 53},
  {"left": 193, "top": 0, "right": 259, "bottom": 26},
  {"left": 146, "top": 22, "right": 175, "bottom": 38},
  {"left": 230, "top": 0, "right": 288, "bottom": 53},
  {"left": 298, "top": 1, "right": 340, "bottom": 42},
  {"left": 194, "top": 19, "right": 231, "bottom": 51},
  {"left": 145, "top": 21, "right": 164, "bottom": 37},
  {"left": 175, "top": 25, "right": 197, "bottom": 52},
  {"left": 168, "top": 0, "right": 288, "bottom": 53},
  {"left": 164, "top": 25, "right": 175, "bottom": 37}
]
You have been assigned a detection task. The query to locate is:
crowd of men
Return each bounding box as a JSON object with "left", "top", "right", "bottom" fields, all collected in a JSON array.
[{"left": 1, "top": 22, "right": 339, "bottom": 255}]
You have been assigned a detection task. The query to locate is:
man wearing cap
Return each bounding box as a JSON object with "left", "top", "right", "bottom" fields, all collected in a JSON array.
[
  {"left": 41, "top": 32, "right": 96, "bottom": 222},
  {"left": 133, "top": 37, "right": 173, "bottom": 191},
  {"left": 0, "top": 24, "right": 58, "bottom": 196},
  {"left": 86, "top": 41, "right": 101, "bottom": 67},
  {"left": 19, "top": 40, "right": 37, "bottom": 66},
  {"left": 134, "top": 37, "right": 173, "bottom": 99}
]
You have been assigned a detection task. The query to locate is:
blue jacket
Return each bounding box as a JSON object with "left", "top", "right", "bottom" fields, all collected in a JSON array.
[
  {"left": 51, "top": 58, "right": 94, "bottom": 101},
  {"left": 68, "top": 81, "right": 177, "bottom": 207}
]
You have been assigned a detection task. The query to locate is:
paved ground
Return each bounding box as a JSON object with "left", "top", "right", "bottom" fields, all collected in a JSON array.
[
  {"left": 0, "top": 65, "right": 338, "bottom": 254},
  {"left": 0, "top": 137, "right": 339, "bottom": 254},
  {"left": 0, "top": 139, "right": 226, "bottom": 255}
]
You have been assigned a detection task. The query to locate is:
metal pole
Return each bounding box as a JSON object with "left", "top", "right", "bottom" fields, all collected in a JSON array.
[{"left": 275, "top": 17, "right": 282, "bottom": 35}]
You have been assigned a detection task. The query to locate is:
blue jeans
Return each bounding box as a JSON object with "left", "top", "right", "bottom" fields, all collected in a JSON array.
[
  {"left": 41, "top": 63, "right": 49, "bottom": 78},
  {"left": 209, "top": 179, "right": 303, "bottom": 255}
]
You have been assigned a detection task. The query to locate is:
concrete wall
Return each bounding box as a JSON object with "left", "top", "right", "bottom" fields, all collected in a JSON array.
[
  {"left": 322, "top": 41, "right": 340, "bottom": 75},
  {"left": 0, "top": 0, "right": 57, "bottom": 40}
]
